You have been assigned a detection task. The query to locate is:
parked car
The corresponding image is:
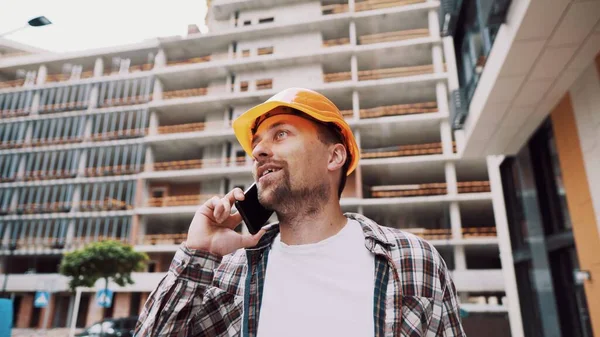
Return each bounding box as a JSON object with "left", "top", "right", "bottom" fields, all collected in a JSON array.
[{"left": 75, "top": 316, "right": 138, "bottom": 337}]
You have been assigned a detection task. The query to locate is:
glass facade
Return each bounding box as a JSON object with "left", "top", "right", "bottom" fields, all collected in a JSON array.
[
  {"left": 499, "top": 118, "right": 593, "bottom": 337},
  {"left": 443, "top": 0, "right": 513, "bottom": 128}
]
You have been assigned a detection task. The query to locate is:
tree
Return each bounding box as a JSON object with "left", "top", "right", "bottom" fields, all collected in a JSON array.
[{"left": 59, "top": 240, "right": 149, "bottom": 293}]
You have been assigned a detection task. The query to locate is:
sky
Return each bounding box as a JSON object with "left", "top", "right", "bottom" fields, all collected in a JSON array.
[{"left": 0, "top": 0, "right": 209, "bottom": 53}]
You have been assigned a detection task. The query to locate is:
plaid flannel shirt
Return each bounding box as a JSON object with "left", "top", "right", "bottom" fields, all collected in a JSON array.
[{"left": 134, "top": 213, "right": 466, "bottom": 336}]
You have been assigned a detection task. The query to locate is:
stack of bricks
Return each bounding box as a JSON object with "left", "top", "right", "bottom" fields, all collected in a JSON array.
[
  {"left": 358, "top": 28, "right": 430, "bottom": 45},
  {"left": 162, "top": 87, "right": 208, "bottom": 99},
  {"left": 354, "top": 0, "right": 426, "bottom": 12},
  {"left": 370, "top": 181, "right": 491, "bottom": 198}
]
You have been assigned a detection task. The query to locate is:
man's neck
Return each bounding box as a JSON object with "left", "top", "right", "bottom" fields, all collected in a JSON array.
[{"left": 276, "top": 202, "right": 348, "bottom": 246}]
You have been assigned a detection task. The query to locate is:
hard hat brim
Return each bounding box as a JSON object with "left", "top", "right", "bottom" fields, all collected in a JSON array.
[{"left": 232, "top": 100, "right": 359, "bottom": 176}]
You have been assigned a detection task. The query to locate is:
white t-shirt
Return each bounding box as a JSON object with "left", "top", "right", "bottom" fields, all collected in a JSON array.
[{"left": 256, "top": 219, "right": 375, "bottom": 337}]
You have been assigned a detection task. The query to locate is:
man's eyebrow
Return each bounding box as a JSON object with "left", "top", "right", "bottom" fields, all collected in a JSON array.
[{"left": 251, "top": 121, "right": 287, "bottom": 148}]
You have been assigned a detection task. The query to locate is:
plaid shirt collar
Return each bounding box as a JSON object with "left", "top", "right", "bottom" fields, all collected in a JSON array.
[{"left": 248, "top": 212, "right": 395, "bottom": 253}]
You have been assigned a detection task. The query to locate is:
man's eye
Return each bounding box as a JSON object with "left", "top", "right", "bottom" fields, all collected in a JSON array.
[{"left": 275, "top": 130, "right": 288, "bottom": 140}]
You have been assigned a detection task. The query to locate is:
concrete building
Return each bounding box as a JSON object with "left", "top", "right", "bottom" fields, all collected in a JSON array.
[
  {"left": 2, "top": 0, "right": 593, "bottom": 335},
  {"left": 444, "top": 0, "right": 600, "bottom": 336}
]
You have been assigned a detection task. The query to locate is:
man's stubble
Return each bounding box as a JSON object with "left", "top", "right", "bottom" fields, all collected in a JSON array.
[{"left": 258, "top": 168, "right": 330, "bottom": 218}]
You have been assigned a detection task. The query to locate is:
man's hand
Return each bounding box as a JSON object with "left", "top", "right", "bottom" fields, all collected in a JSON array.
[{"left": 185, "top": 188, "right": 267, "bottom": 257}]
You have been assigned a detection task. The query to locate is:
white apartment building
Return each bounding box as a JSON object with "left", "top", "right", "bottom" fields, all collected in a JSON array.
[{"left": 0, "top": 0, "right": 512, "bottom": 334}]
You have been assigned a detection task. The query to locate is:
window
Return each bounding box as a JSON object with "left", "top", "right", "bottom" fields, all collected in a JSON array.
[
  {"left": 499, "top": 116, "right": 593, "bottom": 337},
  {"left": 243, "top": 20, "right": 251, "bottom": 26},
  {"left": 242, "top": 50, "right": 250, "bottom": 58},
  {"left": 258, "top": 17, "right": 274, "bottom": 24},
  {"left": 240, "top": 81, "right": 249, "bottom": 92}
]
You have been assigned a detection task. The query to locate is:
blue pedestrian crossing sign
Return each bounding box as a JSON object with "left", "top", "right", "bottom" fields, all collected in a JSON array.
[
  {"left": 34, "top": 291, "right": 50, "bottom": 308},
  {"left": 96, "top": 289, "right": 114, "bottom": 308}
]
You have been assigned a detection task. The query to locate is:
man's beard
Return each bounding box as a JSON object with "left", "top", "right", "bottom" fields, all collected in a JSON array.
[{"left": 258, "top": 169, "right": 330, "bottom": 216}]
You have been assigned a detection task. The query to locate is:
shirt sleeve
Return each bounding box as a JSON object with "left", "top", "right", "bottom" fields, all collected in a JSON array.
[
  {"left": 134, "top": 243, "right": 244, "bottom": 337},
  {"left": 439, "top": 263, "right": 468, "bottom": 337}
]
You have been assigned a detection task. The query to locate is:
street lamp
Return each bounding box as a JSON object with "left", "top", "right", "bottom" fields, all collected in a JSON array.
[{"left": 0, "top": 16, "right": 52, "bottom": 37}]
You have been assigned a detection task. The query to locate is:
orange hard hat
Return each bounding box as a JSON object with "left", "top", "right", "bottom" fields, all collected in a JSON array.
[{"left": 232, "top": 87, "right": 359, "bottom": 176}]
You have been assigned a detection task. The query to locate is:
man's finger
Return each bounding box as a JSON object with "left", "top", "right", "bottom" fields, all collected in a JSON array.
[
  {"left": 220, "top": 211, "right": 243, "bottom": 229},
  {"left": 223, "top": 187, "right": 245, "bottom": 206},
  {"left": 218, "top": 198, "right": 232, "bottom": 223},
  {"left": 240, "top": 228, "right": 267, "bottom": 248}
]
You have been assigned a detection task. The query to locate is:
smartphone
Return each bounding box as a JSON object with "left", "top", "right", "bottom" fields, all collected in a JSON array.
[{"left": 234, "top": 183, "right": 274, "bottom": 234}]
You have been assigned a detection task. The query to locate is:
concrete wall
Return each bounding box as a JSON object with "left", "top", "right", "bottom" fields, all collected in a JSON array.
[
  {"left": 229, "top": 177, "right": 254, "bottom": 192},
  {"left": 200, "top": 179, "right": 222, "bottom": 195},
  {"left": 205, "top": 109, "right": 226, "bottom": 123},
  {"left": 232, "top": 104, "right": 256, "bottom": 119},
  {"left": 568, "top": 57, "right": 600, "bottom": 234},
  {"left": 238, "top": 2, "right": 321, "bottom": 27},
  {"left": 234, "top": 64, "right": 323, "bottom": 92},
  {"left": 203, "top": 143, "right": 223, "bottom": 160},
  {"left": 236, "top": 32, "right": 322, "bottom": 58}
]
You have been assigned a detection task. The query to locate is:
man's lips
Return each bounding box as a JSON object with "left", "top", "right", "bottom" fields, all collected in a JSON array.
[
  {"left": 258, "top": 167, "right": 282, "bottom": 183},
  {"left": 256, "top": 162, "right": 284, "bottom": 181}
]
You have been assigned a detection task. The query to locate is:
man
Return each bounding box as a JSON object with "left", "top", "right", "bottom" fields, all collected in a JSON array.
[{"left": 135, "top": 88, "right": 466, "bottom": 336}]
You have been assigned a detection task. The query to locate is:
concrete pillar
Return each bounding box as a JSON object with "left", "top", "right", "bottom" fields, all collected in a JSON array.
[
  {"left": 449, "top": 202, "right": 463, "bottom": 240},
  {"left": 352, "top": 90, "right": 360, "bottom": 119},
  {"left": 1, "top": 224, "right": 10, "bottom": 250},
  {"left": 36, "top": 65, "right": 47, "bottom": 85},
  {"left": 10, "top": 191, "right": 19, "bottom": 213},
  {"left": 30, "top": 91, "right": 41, "bottom": 115},
  {"left": 228, "top": 42, "right": 234, "bottom": 60},
  {"left": 24, "top": 123, "right": 33, "bottom": 144},
  {"left": 454, "top": 129, "right": 466, "bottom": 155},
  {"left": 65, "top": 293, "right": 75, "bottom": 328},
  {"left": 350, "top": 55, "right": 358, "bottom": 82},
  {"left": 428, "top": 10, "right": 442, "bottom": 75},
  {"left": 148, "top": 111, "right": 159, "bottom": 136},
  {"left": 440, "top": 120, "right": 454, "bottom": 155},
  {"left": 432, "top": 45, "right": 444, "bottom": 74},
  {"left": 436, "top": 81, "right": 449, "bottom": 116},
  {"left": 144, "top": 146, "right": 154, "bottom": 172},
  {"left": 428, "top": 10, "right": 441, "bottom": 39},
  {"left": 89, "top": 85, "right": 99, "bottom": 109},
  {"left": 486, "top": 155, "right": 525, "bottom": 337},
  {"left": 16, "top": 294, "right": 34, "bottom": 328},
  {"left": 65, "top": 219, "right": 76, "bottom": 249},
  {"left": 77, "top": 147, "right": 88, "bottom": 177},
  {"left": 93, "top": 57, "right": 104, "bottom": 77},
  {"left": 348, "top": 0, "right": 355, "bottom": 12},
  {"left": 112, "top": 293, "right": 131, "bottom": 318},
  {"left": 152, "top": 79, "right": 163, "bottom": 101},
  {"left": 71, "top": 186, "right": 82, "bottom": 212},
  {"left": 353, "top": 130, "right": 363, "bottom": 199},
  {"left": 130, "top": 215, "right": 141, "bottom": 245},
  {"left": 449, "top": 200, "right": 467, "bottom": 301},
  {"left": 16, "top": 155, "right": 27, "bottom": 180},
  {"left": 349, "top": 21, "right": 357, "bottom": 46},
  {"left": 221, "top": 143, "right": 229, "bottom": 166},
  {"left": 442, "top": 37, "right": 460, "bottom": 92},
  {"left": 444, "top": 162, "right": 457, "bottom": 195},
  {"left": 154, "top": 49, "right": 167, "bottom": 68}
]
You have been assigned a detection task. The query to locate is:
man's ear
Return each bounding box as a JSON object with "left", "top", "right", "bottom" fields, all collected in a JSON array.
[{"left": 327, "top": 143, "right": 347, "bottom": 172}]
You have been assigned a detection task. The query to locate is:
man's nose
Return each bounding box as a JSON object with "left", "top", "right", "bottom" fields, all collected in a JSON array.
[{"left": 251, "top": 138, "right": 273, "bottom": 160}]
